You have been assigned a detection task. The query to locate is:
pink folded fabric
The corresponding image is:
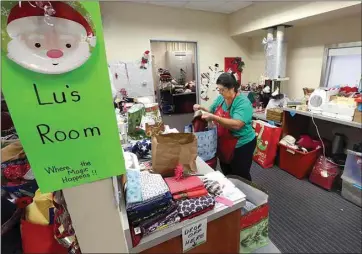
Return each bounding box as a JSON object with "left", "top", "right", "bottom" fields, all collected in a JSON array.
[
  {"left": 164, "top": 176, "right": 204, "bottom": 195},
  {"left": 173, "top": 187, "right": 208, "bottom": 200}
]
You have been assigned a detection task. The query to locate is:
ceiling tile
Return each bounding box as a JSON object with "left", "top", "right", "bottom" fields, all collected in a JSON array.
[
  {"left": 218, "top": 1, "right": 253, "bottom": 13},
  {"left": 147, "top": 1, "right": 188, "bottom": 8},
  {"left": 184, "top": 1, "right": 226, "bottom": 13},
  {"left": 143, "top": 0, "right": 253, "bottom": 14}
]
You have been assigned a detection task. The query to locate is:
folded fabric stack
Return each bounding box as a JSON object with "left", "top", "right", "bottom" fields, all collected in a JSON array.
[
  {"left": 165, "top": 176, "right": 215, "bottom": 221},
  {"left": 1, "top": 140, "right": 37, "bottom": 198},
  {"left": 125, "top": 170, "right": 179, "bottom": 247}
]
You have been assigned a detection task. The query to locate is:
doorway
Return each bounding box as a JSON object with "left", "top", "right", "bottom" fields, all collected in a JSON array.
[{"left": 150, "top": 41, "right": 198, "bottom": 116}]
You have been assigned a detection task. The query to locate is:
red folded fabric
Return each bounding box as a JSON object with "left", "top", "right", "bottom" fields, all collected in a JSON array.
[
  {"left": 164, "top": 176, "right": 204, "bottom": 195},
  {"left": 3, "top": 164, "right": 30, "bottom": 181},
  {"left": 180, "top": 205, "right": 215, "bottom": 221},
  {"left": 173, "top": 187, "right": 208, "bottom": 200},
  {"left": 130, "top": 226, "right": 142, "bottom": 247}
]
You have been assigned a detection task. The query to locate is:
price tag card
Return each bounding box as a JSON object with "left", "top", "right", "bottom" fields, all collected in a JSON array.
[{"left": 182, "top": 218, "right": 207, "bottom": 253}]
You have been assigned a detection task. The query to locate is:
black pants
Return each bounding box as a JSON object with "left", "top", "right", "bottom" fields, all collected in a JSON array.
[{"left": 220, "top": 137, "right": 256, "bottom": 181}]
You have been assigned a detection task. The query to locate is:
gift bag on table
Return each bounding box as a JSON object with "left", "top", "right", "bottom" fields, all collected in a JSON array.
[
  {"left": 141, "top": 103, "right": 162, "bottom": 130},
  {"left": 152, "top": 133, "right": 197, "bottom": 177},
  {"left": 21, "top": 191, "right": 67, "bottom": 254},
  {"left": 194, "top": 128, "right": 217, "bottom": 162},
  {"left": 252, "top": 120, "right": 282, "bottom": 168},
  {"left": 127, "top": 104, "right": 145, "bottom": 136},
  {"left": 191, "top": 111, "right": 217, "bottom": 163}
]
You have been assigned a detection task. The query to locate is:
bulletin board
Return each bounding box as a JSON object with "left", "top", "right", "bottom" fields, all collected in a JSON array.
[{"left": 108, "top": 61, "right": 154, "bottom": 98}]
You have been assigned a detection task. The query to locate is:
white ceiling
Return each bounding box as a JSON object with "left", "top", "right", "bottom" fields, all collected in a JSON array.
[{"left": 132, "top": 0, "right": 253, "bottom": 14}]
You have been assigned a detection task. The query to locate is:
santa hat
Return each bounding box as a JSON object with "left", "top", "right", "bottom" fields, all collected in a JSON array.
[{"left": 7, "top": 1, "right": 96, "bottom": 46}]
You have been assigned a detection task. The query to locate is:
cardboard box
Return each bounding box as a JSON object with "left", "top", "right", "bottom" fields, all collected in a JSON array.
[
  {"left": 353, "top": 109, "right": 362, "bottom": 123},
  {"left": 330, "top": 96, "right": 357, "bottom": 106}
]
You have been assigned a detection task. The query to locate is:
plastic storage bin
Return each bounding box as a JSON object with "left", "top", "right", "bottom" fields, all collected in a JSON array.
[
  {"left": 279, "top": 143, "right": 321, "bottom": 179},
  {"left": 341, "top": 178, "right": 362, "bottom": 207},
  {"left": 341, "top": 150, "right": 362, "bottom": 186}
]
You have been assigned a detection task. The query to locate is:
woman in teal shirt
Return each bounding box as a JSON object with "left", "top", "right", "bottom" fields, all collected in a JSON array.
[{"left": 194, "top": 73, "right": 256, "bottom": 181}]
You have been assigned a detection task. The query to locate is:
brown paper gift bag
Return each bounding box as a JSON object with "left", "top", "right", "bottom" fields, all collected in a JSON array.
[{"left": 152, "top": 133, "right": 198, "bottom": 177}]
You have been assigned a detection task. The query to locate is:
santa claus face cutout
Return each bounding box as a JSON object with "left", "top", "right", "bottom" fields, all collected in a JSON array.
[{"left": 1, "top": 1, "right": 97, "bottom": 75}]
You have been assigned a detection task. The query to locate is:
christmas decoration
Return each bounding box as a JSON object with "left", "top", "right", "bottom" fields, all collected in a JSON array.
[
  {"left": 140, "top": 50, "right": 150, "bottom": 69},
  {"left": 225, "top": 57, "right": 245, "bottom": 84},
  {"left": 1, "top": 1, "right": 97, "bottom": 74}
]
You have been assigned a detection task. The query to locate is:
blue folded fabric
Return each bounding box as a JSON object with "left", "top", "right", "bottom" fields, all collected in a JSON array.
[
  {"left": 126, "top": 169, "right": 142, "bottom": 204},
  {"left": 126, "top": 192, "right": 172, "bottom": 213}
]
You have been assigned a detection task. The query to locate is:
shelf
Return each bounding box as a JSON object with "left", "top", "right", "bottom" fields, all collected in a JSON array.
[
  {"left": 283, "top": 108, "right": 362, "bottom": 129},
  {"left": 172, "top": 92, "right": 196, "bottom": 97}
]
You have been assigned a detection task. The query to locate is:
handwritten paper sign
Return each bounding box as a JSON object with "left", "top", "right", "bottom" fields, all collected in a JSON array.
[
  {"left": 1, "top": 1, "right": 125, "bottom": 192},
  {"left": 182, "top": 218, "right": 207, "bottom": 252}
]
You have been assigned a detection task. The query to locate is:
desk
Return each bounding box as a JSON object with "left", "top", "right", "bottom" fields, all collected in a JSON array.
[
  {"left": 283, "top": 108, "right": 362, "bottom": 129},
  {"left": 119, "top": 157, "right": 246, "bottom": 253},
  {"left": 282, "top": 108, "right": 362, "bottom": 149}
]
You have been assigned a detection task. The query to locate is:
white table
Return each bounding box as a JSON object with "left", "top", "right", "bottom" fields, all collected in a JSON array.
[{"left": 118, "top": 157, "right": 246, "bottom": 253}]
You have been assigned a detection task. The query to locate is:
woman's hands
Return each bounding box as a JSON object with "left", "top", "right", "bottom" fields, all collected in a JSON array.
[
  {"left": 201, "top": 112, "right": 216, "bottom": 121},
  {"left": 193, "top": 104, "right": 201, "bottom": 111},
  {"left": 193, "top": 104, "right": 209, "bottom": 113}
]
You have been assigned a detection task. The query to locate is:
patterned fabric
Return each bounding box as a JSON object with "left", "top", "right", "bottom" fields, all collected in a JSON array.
[
  {"left": 177, "top": 194, "right": 215, "bottom": 218},
  {"left": 164, "top": 176, "right": 204, "bottom": 195},
  {"left": 194, "top": 128, "right": 217, "bottom": 162},
  {"left": 138, "top": 201, "right": 178, "bottom": 229},
  {"left": 127, "top": 192, "right": 172, "bottom": 213},
  {"left": 1, "top": 158, "right": 28, "bottom": 169},
  {"left": 126, "top": 169, "right": 142, "bottom": 204},
  {"left": 140, "top": 171, "right": 169, "bottom": 201},
  {"left": 142, "top": 209, "right": 180, "bottom": 236},
  {"left": 3, "top": 163, "right": 31, "bottom": 181},
  {"left": 131, "top": 139, "right": 152, "bottom": 159},
  {"left": 202, "top": 178, "right": 222, "bottom": 196},
  {"left": 181, "top": 205, "right": 214, "bottom": 221},
  {"left": 1, "top": 133, "right": 18, "bottom": 141},
  {"left": 129, "top": 201, "right": 174, "bottom": 226}
]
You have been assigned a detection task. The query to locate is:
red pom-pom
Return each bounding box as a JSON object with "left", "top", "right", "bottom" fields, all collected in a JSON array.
[{"left": 174, "top": 164, "right": 184, "bottom": 181}]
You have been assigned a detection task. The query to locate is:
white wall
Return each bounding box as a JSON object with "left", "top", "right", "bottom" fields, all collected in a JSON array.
[
  {"left": 100, "top": 2, "right": 250, "bottom": 107},
  {"left": 229, "top": 1, "right": 361, "bottom": 36},
  {"left": 246, "top": 15, "right": 362, "bottom": 99}
]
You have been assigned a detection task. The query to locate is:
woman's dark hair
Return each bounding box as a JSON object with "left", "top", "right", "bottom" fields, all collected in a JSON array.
[{"left": 216, "top": 72, "right": 239, "bottom": 92}]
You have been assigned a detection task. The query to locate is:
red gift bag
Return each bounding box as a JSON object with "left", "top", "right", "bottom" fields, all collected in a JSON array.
[
  {"left": 309, "top": 156, "right": 340, "bottom": 190},
  {"left": 253, "top": 120, "right": 282, "bottom": 168},
  {"left": 21, "top": 219, "right": 67, "bottom": 254}
]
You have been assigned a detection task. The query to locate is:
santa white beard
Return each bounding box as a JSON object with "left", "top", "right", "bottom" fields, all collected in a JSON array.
[{"left": 7, "top": 38, "right": 91, "bottom": 74}]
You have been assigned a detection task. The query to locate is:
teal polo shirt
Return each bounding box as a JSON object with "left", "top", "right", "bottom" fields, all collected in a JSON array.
[{"left": 209, "top": 94, "right": 255, "bottom": 148}]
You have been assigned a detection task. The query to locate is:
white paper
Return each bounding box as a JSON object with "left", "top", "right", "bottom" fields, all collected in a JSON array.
[{"left": 182, "top": 218, "right": 207, "bottom": 252}]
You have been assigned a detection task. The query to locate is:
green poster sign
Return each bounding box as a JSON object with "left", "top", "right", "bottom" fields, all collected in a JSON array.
[{"left": 1, "top": 1, "right": 125, "bottom": 192}]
